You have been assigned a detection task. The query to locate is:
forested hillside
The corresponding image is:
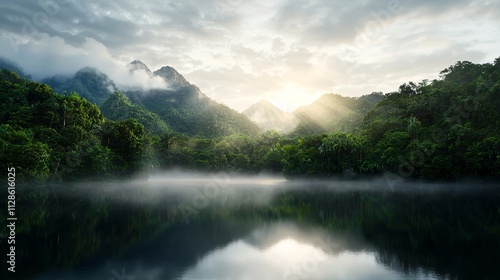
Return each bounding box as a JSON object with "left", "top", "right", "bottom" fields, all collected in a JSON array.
[
  {"left": 42, "top": 60, "right": 261, "bottom": 138},
  {"left": 243, "top": 93, "right": 383, "bottom": 134},
  {"left": 125, "top": 85, "right": 261, "bottom": 138},
  {"left": 0, "top": 58, "right": 31, "bottom": 79},
  {"left": 0, "top": 58, "right": 499, "bottom": 181},
  {"left": 100, "top": 91, "right": 169, "bottom": 135},
  {"left": 279, "top": 58, "right": 500, "bottom": 178},
  {"left": 243, "top": 100, "right": 298, "bottom": 132},
  {"left": 361, "top": 59, "right": 500, "bottom": 179},
  {"left": 290, "top": 92, "right": 384, "bottom": 135},
  {"left": 0, "top": 70, "right": 153, "bottom": 181},
  {"left": 43, "top": 67, "right": 118, "bottom": 106}
]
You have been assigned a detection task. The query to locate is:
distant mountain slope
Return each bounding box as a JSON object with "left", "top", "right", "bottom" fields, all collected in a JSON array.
[
  {"left": 126, "top": 85, "right": 260, "bottom": 138},
  {"left": 291, "top": 93, "right": 384, "bottom": 135},
  {"left": 123, "top": 61, "right": 261, "bottom": 137},
  {"left": 154, "top": 66, "right": 191, "bottom": 89},
  {"left": 243, "top": 100, "right": 298, "bottom": 132},
  {"left": 39, "top": 60, "right": 259, "bottom": 138},
  {"left": 42, "top": 67, "right": 118, "bottom": 106},
  {"left": 0, "top": 57, "right": 31, "bottom": 79},
  {"left": 128, "top": 59, "right": 152, "bottom": 74},
  {"left": 100, "top": 91, "right": 169, "bottom": 135}
]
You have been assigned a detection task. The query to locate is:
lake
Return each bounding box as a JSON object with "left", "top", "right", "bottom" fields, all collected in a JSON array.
[{"left": 2, "top": 174, "right": 499, "bottom": 280}]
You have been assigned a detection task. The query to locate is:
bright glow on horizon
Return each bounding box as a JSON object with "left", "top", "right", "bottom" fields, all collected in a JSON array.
[{"left": 0, "top": 0, "right": 498, "bottom": 112}]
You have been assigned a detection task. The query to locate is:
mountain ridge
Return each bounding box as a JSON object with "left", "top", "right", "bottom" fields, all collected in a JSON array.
[
  {"left": 153, "top": 66, "right": 191, "bottom": 89},
  {"left": 128, "top": 60, "right": 152, "bottom": 74},
  {"left": 0, "top": 57, "right": 383, "bottom": 137},
  {"left": 243, "top": 99, "right": 298, "bottom": 132},
  {"left": 42, "top": 67, "right": 118, "bottom": 106},
  {"left": 0, "top": 58, "right": 31, "bottom": 79},
  {"left": 40, "top": 59, "right": 259, "bottom": 137},
  {"left": 243, "top": 93, "right": 384, "bottom": 134}
]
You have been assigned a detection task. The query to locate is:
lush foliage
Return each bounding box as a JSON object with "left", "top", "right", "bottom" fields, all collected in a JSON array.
[
  {"left": 125, "top": 85, "right": 261, "bottom": 138},
  {"left": 156, "top": 58, "right": 500, "bottom": 179},
  {"left": 291, "top": 92, "right": 384, "bottom": 136},
  {"left": 361, "top": 59, "right": 500, "bottom": 179},
  {"left": 42, "top": 67, "right": 117, "bottom": 106},
  {"left": 1, "top": 57, "right": 499, "bottom": 181},
  {"left": 0, "top": 70, "right": 153, "bottom": 181},
  {"left": 100, "top": 91, "right": 169, "bottom": 135}
]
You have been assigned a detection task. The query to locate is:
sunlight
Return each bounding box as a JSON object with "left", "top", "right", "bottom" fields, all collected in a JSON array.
[
  {"left": 269, "top": 84, "right": 324, "bottom": 112},
  {"left": 265, "top": 238, "right": 329, "bottom": 263},
  {"left": 179, "top": 232, "right": 442, "bottom": 280}
]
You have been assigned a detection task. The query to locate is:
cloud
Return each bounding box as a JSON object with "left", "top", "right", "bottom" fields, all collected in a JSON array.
[
  {"left": 0, "top": 0, "right": 498, "bottom": 111},
  {"left": 0, "top": 34, "right": 168, "bottom": 90}
]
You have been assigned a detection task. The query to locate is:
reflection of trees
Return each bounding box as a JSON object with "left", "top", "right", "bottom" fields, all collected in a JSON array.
[
  {"left": 0, "top": 186, "right": 172, "bottom": 279},
  {"left": 3, "top": 185, "right": 500, "bottom": 280},
  {"left": 186, "top": 187, "right": 500, "bottom": 279},
  {"left": 361, "top": 192, "right": 500, "bottom": 280}
]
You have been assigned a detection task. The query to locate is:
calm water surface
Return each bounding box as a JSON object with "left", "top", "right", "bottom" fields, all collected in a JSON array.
[{"left": 2, "top": 175, "right": 499, "bottom": 280}]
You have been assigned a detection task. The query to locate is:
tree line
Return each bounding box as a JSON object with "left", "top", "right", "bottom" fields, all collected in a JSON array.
[{"left": 1, "top": 57, "right": 499, "bottom": 182}]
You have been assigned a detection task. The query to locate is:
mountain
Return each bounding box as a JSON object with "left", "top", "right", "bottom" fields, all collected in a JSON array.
[
  {"left": 0, "top": 57, "right": 31, "bottom": 79},
  {"left": 128, "top": 60, "right": 152, "bottom": 74},
  {"left": 38, "top": 60, "right": 258, "bottom": 138},
  {"left": 125, "top": 85, "right": 260, "bottom": 138},
  {"left": 43, "top": 67, "right": 118, "bottom": 106},
  {"left": 100, "top": 91, "right": 169, "bottom": 135},
  {"left": 243, "top": 100, "right": 298, "bottom": 132},
  {"left": 291, "top": 93, "right": 384, "bottom": 135},
  {"left": 153, "top": 66, "right": 191, "bottom": 89},
  {"left": 123, "top": 61, "right": 260, "bottom": 137},
  {"left": 243, "top": 93, "right": 384, "bottom": 134}
]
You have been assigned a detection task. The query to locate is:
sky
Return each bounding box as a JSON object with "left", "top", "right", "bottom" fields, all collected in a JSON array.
[{"left": 0, "top": 0, "right": 499, "bottom": 112}]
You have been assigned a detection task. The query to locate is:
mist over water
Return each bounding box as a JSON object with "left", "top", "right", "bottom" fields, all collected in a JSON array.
[
  {"left": 10, "top": 173, "right": 499, "bottom": 280},
  {"left": 62, "top": 170, "right": 499, "bottom": 196}
]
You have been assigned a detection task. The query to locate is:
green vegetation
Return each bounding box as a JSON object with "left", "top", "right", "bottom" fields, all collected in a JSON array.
[
  {"left": 155, "top": 58, "right": 500, "bottom": 179},
  {"left": 100, "top": 91, "right": 169, "bottom": 135},
  {"left": 291, "top": 92, "right": 384, "bottom": 135},
  {"left": 0, "top": 58, "right": 31, "bottom": 79},
  {"left": 42, "top": 67, "right": 118, "bottom": 106},
  {"left": 1, "top": 57, "right": 499, "bottom": 181},
  {"left": 0, "top": 70, "right": 152, "bottom": 181},
  {"left": 362, "top": 59, "right": 500, "bottom": 179},
  {"left": 125, "top": 85, "right": 261, "bottom": 138}
]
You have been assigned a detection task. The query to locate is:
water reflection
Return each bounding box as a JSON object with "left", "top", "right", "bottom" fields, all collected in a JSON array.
[
  {"left": 181, "top": 224, "right": 440, "bottom": 280},
  {"left": 1, "top": 178, "right": 498, "bottom": 280},
  {"left": 33, "top": 221, "right": 442, "bottom": 280}
]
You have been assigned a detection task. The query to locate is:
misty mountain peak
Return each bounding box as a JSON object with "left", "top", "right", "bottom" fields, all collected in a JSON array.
[
  {"left": 76, "top": 67, "right": 101, "bottom": 75},
  {"left": 243, "top": 99, "right": 298, "bottom": 132},
  {"left": 128, "top": 60, "right": 152, "bottom": 74},
  {"left": 0, "top": 57, "right": 31, "bottom": 79},
  {"left": 42, "top": 66, "right": 117, "bottom": 106},
  {"left": 154, "top": 66, "right": 190, "bottom": 88},
  {"left": 253, "top": 99, "right": 279, "bottom": 109},
  {"left": 74, "top": 67, "right": 115, "bottom": 84}
]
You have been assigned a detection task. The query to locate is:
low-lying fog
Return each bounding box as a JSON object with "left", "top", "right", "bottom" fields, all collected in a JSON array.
[
  {"left": 49, "top": 170, "right": 499, "bottom": 208},
  {"left": 26, "top": 171, "right": 500, "bottom": 280}
]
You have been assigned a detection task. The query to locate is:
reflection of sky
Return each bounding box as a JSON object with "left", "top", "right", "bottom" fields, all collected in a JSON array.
[
  {"left": 34, "top": 224, "right": 442, "bottom": 280},
  {"left": 32, "top": 183, "right": 454, "bottom": 280},
  {"left": 181, "top": 238, "right": 438, "bottom": 280}
]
